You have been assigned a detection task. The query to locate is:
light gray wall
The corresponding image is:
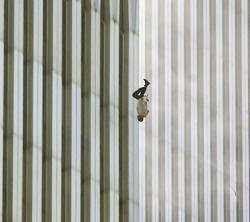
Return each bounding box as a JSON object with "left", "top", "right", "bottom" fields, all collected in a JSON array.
[{"left": 139, "top": 0, "right": 249, "bottom": 221}]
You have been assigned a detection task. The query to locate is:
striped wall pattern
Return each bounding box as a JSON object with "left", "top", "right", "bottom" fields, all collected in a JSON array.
[
  {"left": 139, "top": 0, "right": 249, "bottom": 221},
  {"left": 0, "top": 0, "right": 139, "bottom": 222}
]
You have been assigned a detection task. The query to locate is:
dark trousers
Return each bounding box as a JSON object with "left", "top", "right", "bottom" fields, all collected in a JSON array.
[{"left": 132, "top": 86, "right": 148, "bottom": 100}]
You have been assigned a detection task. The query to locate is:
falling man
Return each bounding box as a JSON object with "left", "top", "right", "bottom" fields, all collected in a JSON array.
[{"left": 132, "top": 79, "right": 150, "bottom": 122}]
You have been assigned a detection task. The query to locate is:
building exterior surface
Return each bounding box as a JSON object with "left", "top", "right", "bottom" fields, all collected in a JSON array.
[
  {"left": 139, "top": 0, "right": 249, "bottom": 221},
  {"left": 0, "top": 0, "right": 249, "bottom": 222},
  {"left": 0, "top": 0, "right": 139, "bottom": 221}
]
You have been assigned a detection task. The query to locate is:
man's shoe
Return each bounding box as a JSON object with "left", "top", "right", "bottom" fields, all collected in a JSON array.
[{"left": 144, "top": 79, "right": 150, "bottom": 86}]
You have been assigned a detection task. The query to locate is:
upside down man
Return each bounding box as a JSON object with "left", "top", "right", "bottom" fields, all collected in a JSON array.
[{"left": 132, "top": 79, "right": 150, "bottom": 122}]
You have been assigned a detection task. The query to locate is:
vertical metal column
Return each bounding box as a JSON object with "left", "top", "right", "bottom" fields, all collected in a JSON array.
[
  {"left": 222, "top": 0, "right": 230, "bottom": 221},
  {"left": 119, "top": 0, "right": 139, "bottom": 221},
  {"left": 81, "top": 0, "right": 101, "bottom": 221},
  {"left": 158, "top": 0, "right": 165, "bottom": 220},
  {"left": 0, "top": 0, "right": 4, "bottom": 219},
  {"left": 22, "top": 0, "right": 34, "bottom": 221},
  {"left": 228, "top": 0, "right": 237, "bottom": 220},
  {"left": 42, "top": 0, "right": 53, "bottom": 221},
  {"left": 100, "top": 0, "right": 120, "bottom": 221},
  {"left": 235, "top": 0, "right": 243, "bottom": 220},
  {"left": 61, "top": 0, "right": 72, "bottom": 221},
  {"left": 184, "top": 0, "right": 192, "bottom": 221},
  {"left": 145, "top": 0, "right": 152, "bottom": 220},
  {"left": 197, "top": 0, "right": 204, "bottom": 220},
  {"left": 210, "top": 0, "right": 218, "bottom": 220},
  {"left": 164, "top": 0, "right": 172, "bottom": 220},
  {"left": 151, "top": 0, "right": 159, "bottom": 220},
  {"left": 171, "top": 0, "right": 178, "bottom": 221},
  {"left": 190, "top": 0, "right": 199, "bottom": 219},
  {"left": 3, "top": 0, "right": 14, "bottom": 220},
  {"left": 248, "top": 1, "right": 250, "bottom": 218}
]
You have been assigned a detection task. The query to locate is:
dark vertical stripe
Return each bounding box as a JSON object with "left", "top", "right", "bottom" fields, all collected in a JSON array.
[
  {"left": 61, "top": 0, "right": 72, "bottom": 221},
  {"left": 42, "top": 0, "right": 53, "bottom": 221},
  {"left": 22, "top": 0, "right": 34, "bottom": 221},
  {"left": 118, "top": 30, "right": 126, "bottom": 222},
  {"left": 197, "top": 0, "right": 204, "bottom": 220},
  {"left": 145, "top": 0, "right": 152, "bottom": 221},
  {"left": 3, "top": 0, "right": 14, "bottom": 220},
  {"left": 81, "top": 1, "right": 93, "bottom": 220},
  {"left": 235, "top": 0, "right": 243, "bottom": 220},
  {"left": 80, "top": 1, "right": 85, "bottom": 221},
  {"left": 222, "top": 1, "right": 230, "bottom": 221},
  {"left": 100, "top": 1, "right": 106, "bottom": 221},
  {"left": 158, "top": 0, "right": 165, "bottom": 221},
  {"left": 248, "top": 1, "right": 250, "bottom": 216},
  {"left": 209, "top": 0, "right": 217, "bottom": 221},
  {"left": 171, "top": 0, "right": 178, "bottom": 221},
  {"left": 100, "top": 1, "right": 110, "bottom": 221},
  {"left": 118, "top": 6, "right": 128, "bottom": 220},
  {"left": 81, "top": 1, "right": 91, "bottom": 219},
  {"left": 184, "top": 0, "right": 192, "bottom": 221}
]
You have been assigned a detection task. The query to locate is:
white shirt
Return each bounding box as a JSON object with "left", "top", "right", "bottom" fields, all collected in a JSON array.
[{"left": 137, "top": 96, "right": 149, "bottom": 117}]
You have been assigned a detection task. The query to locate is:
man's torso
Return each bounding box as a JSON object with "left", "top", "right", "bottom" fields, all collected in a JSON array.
[{"left": 137, "top": 97, "right": 149, "bottom": 117}]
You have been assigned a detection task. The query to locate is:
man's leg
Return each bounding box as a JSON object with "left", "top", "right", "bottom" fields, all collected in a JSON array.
[
  {"left": 144, "top": 79, "right": 150, "bottom": 86},
  {"left": 132, "top": 79, "right": 150, "bottom": 99},
  {"left": 139, "top": 79, "right": 150, "bottom": 97},
  {"left": 132, "top": 87, "right": 145, "bottom": 100}
]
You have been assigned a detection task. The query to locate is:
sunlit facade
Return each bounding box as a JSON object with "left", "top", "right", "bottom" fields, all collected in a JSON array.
[
  {"left": 0, "top": 0, "right": 249, "bottom": 222},
  {"left": 139, "top": 0, "right": 249, "bottom": 221}
]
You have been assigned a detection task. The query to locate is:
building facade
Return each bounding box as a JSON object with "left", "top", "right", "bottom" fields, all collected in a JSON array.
[
  {"left": 0, "top": 0, "right": 139, "bottom": 221},
  {"left": 0, "top": 0, "right": 249, "bottom": 222},
  {"left": 139, "top": 0, "right": 249, "bottom": 221}
]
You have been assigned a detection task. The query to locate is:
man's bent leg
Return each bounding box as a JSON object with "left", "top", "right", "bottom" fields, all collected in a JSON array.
[
  {"left": 132, "top": 89, "right": 141, "bottom": 100},
  {"left": 132, "top": 87, "right": 146, "bottom": 100},
  {"left": 132, "top": 79, "right": 150, "bottom": 100}
]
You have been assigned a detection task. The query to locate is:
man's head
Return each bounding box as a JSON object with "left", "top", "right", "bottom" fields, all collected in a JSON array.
[{"left": 137, "top": 115, "right": 144, "bottom": 122}]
